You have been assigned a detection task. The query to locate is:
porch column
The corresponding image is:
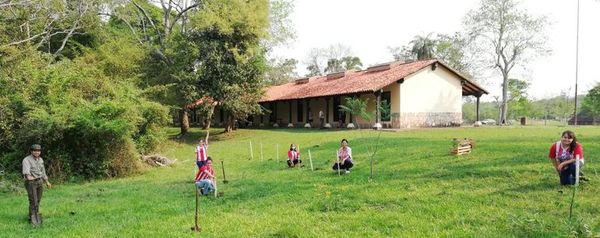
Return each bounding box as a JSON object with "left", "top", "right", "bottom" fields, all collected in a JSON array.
[
  {"left": 272, "top": 102, "right": 279, "bottom": 127},
  {"left": 324, "top": 98, "right": 331, "bottom": 128},
  {"left": 476, "top": 94, "right": 481, "bottom": 122},
  {"left": 374, "top": 90, "right": 382, "bottom": 130},
  {"left": 304, "top": 99, "right": 311, "bottom": 128},
  {"left": 347, "top": 94, "right": 356, "bottom": 129}
]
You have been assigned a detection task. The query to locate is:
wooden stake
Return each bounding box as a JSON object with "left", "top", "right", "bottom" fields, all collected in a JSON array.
[
  {"left": 308, "top": 149, "right": 314, "bottom": 171},
  {"left": 249, "top": 141, "right": 254, "bottom": 160}
]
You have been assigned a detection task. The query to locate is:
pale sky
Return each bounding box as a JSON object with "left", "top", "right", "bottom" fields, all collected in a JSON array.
[{"left": 273, "top": 0, "right": 600, "bottom": 101}]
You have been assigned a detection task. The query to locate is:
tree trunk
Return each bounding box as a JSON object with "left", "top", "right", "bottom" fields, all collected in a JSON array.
[
  {"left": 500, "top": 72, "right": 509, "bottom": 125},
  {"left": 224, "top": 115, "right": 234, "bottom": 133},
  {"left": 180, "top": 108, "right": 190, "bottom": 135},
  {"left": 202, "top": 106, "right": 215, "bottom": 130}
]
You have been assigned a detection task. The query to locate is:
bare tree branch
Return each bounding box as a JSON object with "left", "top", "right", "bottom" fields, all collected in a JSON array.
[
  {"left": 168, "top": 2, "right": 200, "bottom": 35},
  {"left": 132, "top": 0, "right": 163, "bottom": 47}
]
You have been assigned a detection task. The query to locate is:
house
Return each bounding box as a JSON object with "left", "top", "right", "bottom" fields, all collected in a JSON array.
[
  {"left": 251, "top": 59, "right": 488, "bottom": 129},
  {"left": 186, "top": 59, "right": 488, "bottom": 129}
]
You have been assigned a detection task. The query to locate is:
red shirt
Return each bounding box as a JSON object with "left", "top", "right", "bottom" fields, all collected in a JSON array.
[
  {"left": 195, "top": 144, "right": 208, "bottom": 162},
  {"left": 195, "top": 165, "right": 214, "bottom": 181},
  {"left": 548, "top": 142, "right": 584, "bottom": 162},
  {"left": 287, "top": 150, "right": 300, "bottom": 160}
]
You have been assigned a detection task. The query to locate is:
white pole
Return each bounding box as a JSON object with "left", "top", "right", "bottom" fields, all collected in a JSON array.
[
  {"left": 250, "top": 141, "right": 254, "bottom": 160},
  {"left": 213, "top": 179, "right": 218, "bottom": 198},
  {"left": 337, "top": 150, "right": 341, "bottom": 176},
  {"left": 260, "top": 142, "right": 263, "bottom": 161},
  {"left": 575, "top": 155, "right": 580, "bottom": 185},
  {"left": 277, "top": 144, "right": 279, "bottom": 162},
  {"left": 308, "top": 149, "right": 314, "bottom": 171}
]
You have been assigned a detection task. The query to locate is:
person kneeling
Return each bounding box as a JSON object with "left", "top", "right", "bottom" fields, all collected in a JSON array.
[
  {"left": 548, "top": 130, "right": 585, "bottom": 185},
  {"left": 195, "top": 158, "right": 216, "bottom": 195},
  {"left": 287, "top": 144, "right": 301, "bottom": 167},
  {"left": 332, "top": 139, "right": 353, "bottom": 174}
]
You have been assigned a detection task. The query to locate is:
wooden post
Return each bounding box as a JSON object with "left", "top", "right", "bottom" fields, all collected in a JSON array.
[
  {"left": 249, "top": 141, "right": 254, "bottom": 160},
  {"left": 308, "top": 149, "right": 314, "bottom": 171}
]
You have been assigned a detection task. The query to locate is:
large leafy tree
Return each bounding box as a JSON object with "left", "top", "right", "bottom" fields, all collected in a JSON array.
[
  {"left": 189, "top": 0, "right": 270, "bottom": 133},
  {"left": 464, "top": 0, "right": 550, "bottom": 125},
  {"left": 581, "top": 84, "right": 600, "bottom": 119},
  {"left": 107, "top": 0, "right": 205, "bottom": 135}
]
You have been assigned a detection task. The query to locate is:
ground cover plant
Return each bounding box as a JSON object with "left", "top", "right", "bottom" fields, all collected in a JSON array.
[{"left": 0, "top": 126, "right": 598, "bottom": 237}]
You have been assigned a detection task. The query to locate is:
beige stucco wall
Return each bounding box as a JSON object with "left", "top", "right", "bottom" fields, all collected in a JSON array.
[{"left": 400, "top": 66, "right": 462, "bottom": 113}]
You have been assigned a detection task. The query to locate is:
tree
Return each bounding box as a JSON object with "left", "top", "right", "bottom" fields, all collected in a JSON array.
[
  {"left": 581, "top": 83, "right": 600, "bottom": 119},
  {"left": 339, "top": 97, "right": 382, "bottom": 180},
  {"left": 264, "top": 57, "right": 299, "bottom": 85},
  {"left": 389, "top": 33, "right": 472, "bottom": 77},
  {"left": 506, "top": 78, "right": 531, "bottom": 120},
  {"left": 409, "top": 33, "right": 435, "bottom": 60},
  {"left": 304, "top": 43, "right": 361, "bottom": 76},
  {"left": 265, "top": 0, "right": 296, "bottom": 50},
  {"left": 464, "top": 0, "right": 550, "bottom": 125},
  {"left": 0, "top": 0, "right": 103, "bottom": 58},
  {"left": 324, "top": 56, "right": 362, "bottom": 73},
  {"left": 434, "top": 33, "right": 472, "bottom": 77},
  {"left": 189, "top": 0, "right": 270, "bottom": 133},
  {"left": 106, "top": 0, "right": 206, "bottom": 135}
]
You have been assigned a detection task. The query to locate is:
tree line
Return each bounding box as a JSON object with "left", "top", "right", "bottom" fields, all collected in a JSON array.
[{"left": 0, "top": 0, "right": 293, "bottom": 181}]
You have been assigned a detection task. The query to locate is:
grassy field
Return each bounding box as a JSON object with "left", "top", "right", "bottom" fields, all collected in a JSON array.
[{"left": 1, "top": 126, "right": 599, "bottom": 237}]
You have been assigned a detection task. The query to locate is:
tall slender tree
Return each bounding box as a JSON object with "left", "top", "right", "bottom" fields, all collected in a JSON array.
[{"left": 464, "top": 0, "right": 550, "bottom": 125}]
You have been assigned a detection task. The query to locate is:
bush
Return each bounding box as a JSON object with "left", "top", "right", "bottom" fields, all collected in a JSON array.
[{"left": 0, "top": 43, "right": 168, "bottom": 181}]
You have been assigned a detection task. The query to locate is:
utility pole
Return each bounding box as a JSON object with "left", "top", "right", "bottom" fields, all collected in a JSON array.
[{"left": 574, "top": 0, "right": 580, "bottom": 125}]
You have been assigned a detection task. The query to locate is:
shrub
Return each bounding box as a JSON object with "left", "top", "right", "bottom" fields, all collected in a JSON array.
[{"left": 0, "top": 43, "right": 168, "bottom": 181}]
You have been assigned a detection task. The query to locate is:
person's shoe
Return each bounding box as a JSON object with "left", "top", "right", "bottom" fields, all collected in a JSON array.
[
  {"left": 580, "top": 176, "right": 589, "bottom": 182},
  {"left": 345, "top": 170, "right": 350, "bottom": 174}
]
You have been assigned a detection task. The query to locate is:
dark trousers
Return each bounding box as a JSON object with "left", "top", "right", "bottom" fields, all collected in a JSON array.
[
  {"left": 25, "top": 179, "right": 44, "bottom": 216},
  {"left": 560, "top": 162, "right": 583, "bottom": 185},
  {"left": 332, "top": 160, "right": 354, "bottom": 171},
  {"left": 287, "top": 159, "right": 301, "bottom": 167}
]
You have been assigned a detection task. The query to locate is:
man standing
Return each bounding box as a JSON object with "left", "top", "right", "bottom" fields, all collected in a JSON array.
[
  {"left": 319, "top": 110, "right": 325, "bottom": 128},
  {"left": 22, "top": 144, "right": 51, "bottom": 225},
  {"left": 195, "top": 138, "right": 209, "bottom": 169}
]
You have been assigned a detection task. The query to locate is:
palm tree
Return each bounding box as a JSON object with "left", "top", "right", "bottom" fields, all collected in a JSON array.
[{"left": 409, "top": 33, "right": 436, "bottom": 60}]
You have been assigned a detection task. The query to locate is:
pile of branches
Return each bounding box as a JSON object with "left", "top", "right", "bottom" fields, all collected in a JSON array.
[{"left": 142, "top": 155, "right": 175, "bottom": 167}]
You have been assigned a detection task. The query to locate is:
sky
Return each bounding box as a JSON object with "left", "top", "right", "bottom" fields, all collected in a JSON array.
[{"left": 272, "top": 0, "right": 600, "bottom": 101}]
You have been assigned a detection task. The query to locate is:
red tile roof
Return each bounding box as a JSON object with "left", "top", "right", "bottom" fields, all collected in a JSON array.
[{"left": 260, "top": 59, "right": 487, "bottom": 102}]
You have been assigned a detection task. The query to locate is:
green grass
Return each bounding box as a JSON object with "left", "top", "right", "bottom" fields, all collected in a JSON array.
[{"left": 1, "top": 126, "right": 599, "bottom": 237}]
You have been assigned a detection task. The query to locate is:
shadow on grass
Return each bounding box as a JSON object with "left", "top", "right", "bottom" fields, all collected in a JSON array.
[{"left": 167, "top": 129, "right": 226, "bottom": 146}]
